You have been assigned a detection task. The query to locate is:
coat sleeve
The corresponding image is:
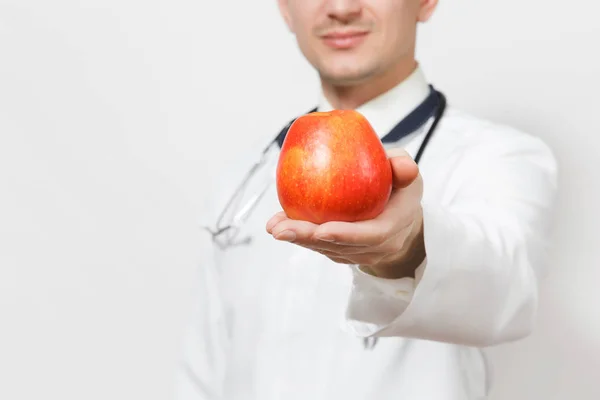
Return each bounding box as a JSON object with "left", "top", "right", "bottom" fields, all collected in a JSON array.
[
  {"left": 174, "top": 235, "right": 229, "bottom": 400},
  {"left": 343, "top": 132, "right": 559, "bottom": 347}
]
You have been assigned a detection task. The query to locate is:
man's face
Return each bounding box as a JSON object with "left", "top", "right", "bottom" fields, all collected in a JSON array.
[{"left": 278, "top": 0, "right": 435, "bottom": 86}]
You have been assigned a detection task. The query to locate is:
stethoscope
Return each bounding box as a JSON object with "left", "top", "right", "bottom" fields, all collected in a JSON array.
[
  {"left": 203, "top": 87, "right": 446, "bottom": 249},
  {"left": 202, "top": 87, "right": 447, "bottom": 348}
]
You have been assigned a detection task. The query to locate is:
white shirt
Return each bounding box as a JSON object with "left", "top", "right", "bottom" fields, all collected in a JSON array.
[{"left": 174, "top": 67, "right": 559, "bottom": 400}]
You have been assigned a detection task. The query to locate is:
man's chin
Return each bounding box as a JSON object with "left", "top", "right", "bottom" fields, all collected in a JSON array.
[{"left": 318, "top": 67, "right": 377, "bottom": 87}]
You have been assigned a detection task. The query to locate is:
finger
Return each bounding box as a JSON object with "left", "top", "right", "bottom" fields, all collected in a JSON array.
[
  {"left": 385, "top": 147, "right": 411, "bottom": 158},
  {"left": 314, "top": 187, "right": 419, "bottom": 246},
  {"left": 317, "top": 250, "right": 386, "bottom": 265},
  {"left": 291, "top": 239, "right": 374, "bottom": 255},
  {"left": 389, "top": 155, "right": 419, "bottom": 189},
  {"left": 266, "top": 211, "right": 287, "bottom": 233},
  {"left": 385, "top": 172, "right": 423, "bottom": 215},
  {"left": 316, "top": 207, "right": 417, "bottom": 246},
  {"left": 269, "top": 217, "right": 318, "bottom": 242},
  {"left": 385, "top": 148, "right": 419, "bottom": 189},
  {"left": 314, "top": 219, "right": 393, "bottom": 246}
]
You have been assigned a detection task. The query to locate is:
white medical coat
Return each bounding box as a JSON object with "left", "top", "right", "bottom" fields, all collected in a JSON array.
[{"left": 175, "top": 68, "right": 558, "bottom": 400}]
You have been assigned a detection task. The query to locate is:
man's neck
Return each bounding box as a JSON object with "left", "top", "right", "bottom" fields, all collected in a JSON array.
[{"left": 321, "top": 58, "right": 418, "bottom": 110}]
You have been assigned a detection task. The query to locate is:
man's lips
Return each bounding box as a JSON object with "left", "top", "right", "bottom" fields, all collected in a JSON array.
[{"left": 320, "top": 30, "right": 369, "bottom": 50}]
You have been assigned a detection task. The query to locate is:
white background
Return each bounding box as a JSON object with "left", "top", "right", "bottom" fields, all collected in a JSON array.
[{"left": 0, "top": 1, "right": 598, "bottom": 399}]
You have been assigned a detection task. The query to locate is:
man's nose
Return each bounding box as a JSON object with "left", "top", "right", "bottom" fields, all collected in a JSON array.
[{"left": 324, "top": 0, "right": 362, "bottom": 23}]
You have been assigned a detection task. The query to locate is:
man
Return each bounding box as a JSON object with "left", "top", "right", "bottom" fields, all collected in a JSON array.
[{"left": 175, "top": 0, "right": 558, "bottom": 399}]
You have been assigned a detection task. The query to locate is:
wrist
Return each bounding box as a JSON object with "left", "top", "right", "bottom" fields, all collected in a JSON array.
[{"left": 362, "top": 210, "right": 426, "bottom": 279}]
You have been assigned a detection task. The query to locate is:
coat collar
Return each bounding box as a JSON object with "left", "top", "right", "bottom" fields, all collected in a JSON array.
[{"left": 316, "top": 66, "right": 431, "bottom": 139}]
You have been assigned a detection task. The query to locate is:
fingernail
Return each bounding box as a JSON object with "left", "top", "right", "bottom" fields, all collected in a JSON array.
[{"left": 275, "top": 230, "right": 296, "bottom": 242}]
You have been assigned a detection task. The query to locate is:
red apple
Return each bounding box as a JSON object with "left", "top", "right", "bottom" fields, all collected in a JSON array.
[{"left": 276, "top": 109, "right": 392, "bottom": 224}]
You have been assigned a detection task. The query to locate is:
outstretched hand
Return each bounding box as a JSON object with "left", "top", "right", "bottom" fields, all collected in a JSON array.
[{"left": 266, "top": 148, "right": 426, "bottom": 279}]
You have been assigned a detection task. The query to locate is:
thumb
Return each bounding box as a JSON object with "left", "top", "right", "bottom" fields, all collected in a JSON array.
[{"left": 386, "top": 148, "right": 419, "bottom": 189}]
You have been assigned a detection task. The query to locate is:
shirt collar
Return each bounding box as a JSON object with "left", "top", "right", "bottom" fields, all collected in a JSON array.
[{"left": 317, "top": 66, "right": 431, "bottom": 139}]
